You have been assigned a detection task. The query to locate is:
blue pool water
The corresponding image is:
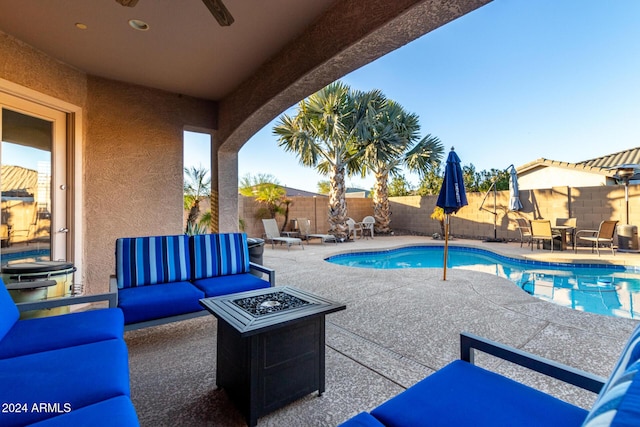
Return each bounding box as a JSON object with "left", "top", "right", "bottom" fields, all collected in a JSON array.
[
  {"left": 1, "top": 249, "right": 50, "bottom": 263},
  {"left": 325, "top": 245, "right": 640, "bottom": 320}
]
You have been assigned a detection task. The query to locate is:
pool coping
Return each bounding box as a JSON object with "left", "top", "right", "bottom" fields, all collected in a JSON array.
[{"left": 325, "top": 243, "right": 639, "bottom": 272}]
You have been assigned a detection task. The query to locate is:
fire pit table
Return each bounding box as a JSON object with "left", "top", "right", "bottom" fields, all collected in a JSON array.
[{"left": 199, "top": 286, "right": 346, "bottom": 426}]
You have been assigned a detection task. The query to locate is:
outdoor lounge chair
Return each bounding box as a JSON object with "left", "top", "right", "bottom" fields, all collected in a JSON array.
[
  {"left": 296, "top": 218, "right": 337, "bottom": 245},
  {"left": 514, "top": 217, "right": 532, "bottom": 248},
  {"left": 261, "top": 218, "right": 303, "bottom": 250},
  {"left": 575, "top": 220, "right": 618, "bottom": 256},
  {"left": 530, "top": 219, "right": 561, "bottom": 252},
  {"left": 340, "top": 324, "right": 640, "bottom": 427}
]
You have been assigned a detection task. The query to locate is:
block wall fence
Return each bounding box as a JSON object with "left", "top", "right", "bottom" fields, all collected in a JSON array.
[{"left": 237, "top": 184, "right": 639, "bottom": 241}]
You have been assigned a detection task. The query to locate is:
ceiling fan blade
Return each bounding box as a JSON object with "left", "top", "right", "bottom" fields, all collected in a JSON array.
[
  {"left": 115, "top": 0, "right": 139, "bottom": 6},
  {"left": 201, "top": 0, "right": 234, "bottom": 26}
]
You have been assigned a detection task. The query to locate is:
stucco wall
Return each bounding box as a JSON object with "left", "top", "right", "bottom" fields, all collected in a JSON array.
[
  {"left": 0, "top": 31, "right": 87, "bottom": 107},
  {"left": 519, "top": 166, "right": 609, "bottom": 190},
  {"left": 1, "top": 31, "right": 217, "bottom": 294},
  {"left": 84, "top": 77, "right": 216, "bottom": 292}
]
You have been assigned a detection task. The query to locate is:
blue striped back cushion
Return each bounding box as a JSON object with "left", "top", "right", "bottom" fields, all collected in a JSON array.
[
  {"left": 582, "top": 324, "right": 640, "bottom": 426},
  {"left": 116, "top": 235, "right": 191, "bottom": 289},
  {"left": 190, "top": 233, "right": 250, "bottom": 279}
]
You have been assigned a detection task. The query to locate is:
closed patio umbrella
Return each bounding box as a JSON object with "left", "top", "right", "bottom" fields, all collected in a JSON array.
[
  {"left": 436, "top": 147, "right": 468, "bottom": 280},
  {"left": 509, "top": 166, "right": 523, "bottom": 211}
]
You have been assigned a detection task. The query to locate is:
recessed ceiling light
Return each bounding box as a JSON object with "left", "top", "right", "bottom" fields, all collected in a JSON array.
[
  {"left": 75, "top": 23, "right": 88, "bottom": 30},
  {"left": 128, "top": 19, "right": 149, "bottom": 31}
]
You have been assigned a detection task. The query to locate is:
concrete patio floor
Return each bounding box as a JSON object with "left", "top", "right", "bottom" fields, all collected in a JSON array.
[
  {"left": 255, "top": 235, "right": 639, "bottom": 425},
  {"left": 125, "top": 236, "right": 640, "bottom": 427}
]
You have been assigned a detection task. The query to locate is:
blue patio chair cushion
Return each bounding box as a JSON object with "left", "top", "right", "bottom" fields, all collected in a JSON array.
[
  {"left": 192, "top": 273, "right": 270, "bottom": 297},
  {"left": 116, "top": 235, "right": 191, "bottom": 289},
  {"left": 581, "top": 360, "right": 640, "bottom": 427},
  {"left": 190, "top": 233, "right": 251, "bottom": 279},
  {"left": 370, "top": 360, "right": 588, "bottom": 427},
  {"left": 0, "top": 308, "right": 124, "bottom": 359},
  {"left": 27, "top": 395, "right": 139, "bottom": 427},
  {"left": 338, "top": 412, "right": 386, "bottom": 427},
  {"left": 0, "top": 339, "right": 130, "bottom": 427},
  {"left": 0, "top": 280, "right": 19, "bottom": 341},
  {"left": 582, "top": 324, "right": 640, "bottom": 426},
  {"left": 117, "top": 281, "right": 204, "bottom": 324}
]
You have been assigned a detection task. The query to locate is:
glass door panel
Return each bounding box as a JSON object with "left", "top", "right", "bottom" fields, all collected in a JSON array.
[{"left": 0, "top": 94, "right": 67, "bottom": 264}]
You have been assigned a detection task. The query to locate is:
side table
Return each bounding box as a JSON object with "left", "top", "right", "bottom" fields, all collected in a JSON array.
[{"left": 200, "top": 286, "right": 346, "bottom": 426}]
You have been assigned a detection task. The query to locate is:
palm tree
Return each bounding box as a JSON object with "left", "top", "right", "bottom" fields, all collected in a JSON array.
[
  {"left": 184, "top": 166, "right": 211, "bottom": 233},
  {"left": 274, "top": 82, "right": 370, "bottom": 238},
  {"left": 360, "top": 97, "right": 444, "bottom": 233},
  {"left": 239, "top": 174, "right": 292, "bottom": 231}
]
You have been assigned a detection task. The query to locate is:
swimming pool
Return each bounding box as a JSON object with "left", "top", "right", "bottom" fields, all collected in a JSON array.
[{"left": 325, "top": 245, "right": 640, "bottom": 320}]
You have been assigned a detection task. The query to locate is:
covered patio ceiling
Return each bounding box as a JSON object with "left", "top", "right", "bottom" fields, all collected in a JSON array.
[
  {"left": 0, "top": 0, "right": 491, "bottom": 107},
  {"left": 0, "top": 0, "right": 337, "bottom": 100}
]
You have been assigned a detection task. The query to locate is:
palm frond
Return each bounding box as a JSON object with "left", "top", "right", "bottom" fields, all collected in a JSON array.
[{"left": 404, "top": 134, "right": 445, "bottom": 177}]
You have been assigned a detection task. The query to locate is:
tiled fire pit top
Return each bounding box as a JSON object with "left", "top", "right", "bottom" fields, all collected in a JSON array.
[
  {"left": 232, "top": 291, "right": 311, "bottom": 317},
  {"left": 200, "top": 286, "right": 346, "bottom": 336}
]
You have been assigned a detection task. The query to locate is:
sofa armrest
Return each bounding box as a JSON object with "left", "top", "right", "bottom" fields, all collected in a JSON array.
[
  {"left": 109, "top": 275, "right": 119, "bottom": 294},
  {"left": 16, "top": 291, "right": 118, "bottom": 312},
  {"left": 249, "top": 262, "right": 276, "bottom": 286},
  {"left": 460, "top": 332, "right": 606, "bottom": 393}
]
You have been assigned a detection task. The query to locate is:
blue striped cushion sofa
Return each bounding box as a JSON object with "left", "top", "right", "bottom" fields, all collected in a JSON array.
[
  {"left": 0, "top": 280, "right": 138, "bottom": 427},
  {"left": 112, "top": 233, "right": 274, "bottom": 330},
  {"left": 339, "top": 326, "right": 640, "bottom": 427}
]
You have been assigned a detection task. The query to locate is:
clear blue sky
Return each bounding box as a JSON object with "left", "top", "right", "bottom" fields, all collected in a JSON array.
[{"left": 186, "top": 0, "right": 640, "bottom": 193}]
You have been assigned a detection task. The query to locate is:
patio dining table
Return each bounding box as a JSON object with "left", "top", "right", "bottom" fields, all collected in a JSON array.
[{"left": 551, "top": 225, "right": 576, "bottom": 251}]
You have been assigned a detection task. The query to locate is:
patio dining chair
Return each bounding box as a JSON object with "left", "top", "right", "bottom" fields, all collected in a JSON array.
[
  {"left": 514, "top": 218, "right": 532, "bottom": 248},
  {"left": 9, "top": 202, "right": 39, "bottom": 246},
  {"left": 361, "top": 216, "right": 375, "bottom": 239},
  {"left": 574, "top": 220, "right": 618, "bottom": 256},
  {"left": 261, "top": 218, "right": 303, "bottom": 251},
  {"left": 346, "top": 218, "right": 362, "bottom": 240},
  {"left": 530, "top": 219, "right": 561, "bottom": 252}
]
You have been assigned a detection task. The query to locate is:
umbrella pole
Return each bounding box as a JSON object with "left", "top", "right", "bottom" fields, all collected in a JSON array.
[
  {"left": 443, "top": 214, "right": 449, "bottom": 281},
  {"left": 493, "top": 184, "right": 498, "bottom": 240}
]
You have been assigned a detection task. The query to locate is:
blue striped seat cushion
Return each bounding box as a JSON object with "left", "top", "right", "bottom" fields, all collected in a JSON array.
[
  {"left": 116, "top": 235, "right": 191, "bottom": 289},
  {"left": 191, "top": 233, "right": 251, "bottom": 279},
  {"left": 582, "top": 324, "right": 640, "bottom": 426}
]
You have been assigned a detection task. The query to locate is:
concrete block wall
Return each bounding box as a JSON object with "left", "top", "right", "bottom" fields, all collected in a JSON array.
[
  {"left": 237, "top": 183, "right": 637, "bottom": 241},
  {"left": 238, "top": 195, "right": 373, "bottom": 238}
]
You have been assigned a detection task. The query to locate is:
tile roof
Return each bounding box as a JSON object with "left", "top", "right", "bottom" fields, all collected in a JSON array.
[
  {"left": 576, "top": 146, "right": 640, "bottom": 169},
  {"left": 516, "top": 146, "right": 640, "bottom": 176},
  {"left": 283, "top": 187, "right": 326, "bottom": 197},
  {"left": 1, "top": 165, "right": 37, "bottom": 195},
  {"left": 516, "top": 158, "right": 612, "bottom": 176}
]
